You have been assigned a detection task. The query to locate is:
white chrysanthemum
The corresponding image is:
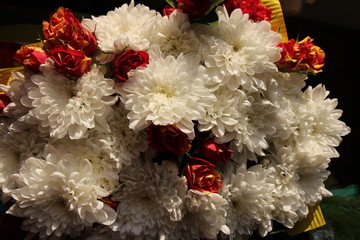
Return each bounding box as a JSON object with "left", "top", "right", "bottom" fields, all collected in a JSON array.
[
  {"left": 51, "top": 138, "right": 120, "bottom": 195},
  {"left": 198, "top": 86, "right": 247, "bottom": 138},
  {"left": 0, "top": 123, "right": 47, "bottom": 201},
  {"left": 93, "top": 104, "right": 148, "bottom": 169},
  {"left": 150, "top": 9, "right": 200, "bottom": 57},
  {"left": 199, "top": 7, "right": 281, "bottom": 90},
  {"left": 7, "top": 146, "right": 117, "bottom": 239},
  {"left": 110, "top": 160, "right": 187, "bottom": 238},
  {"left": 170, "top": 190, "right": 229, "bottom": 240},
  {"left": 27, "top": 62, "right": 117, "bottom": 140},
  {"left": 265, "top": 146, "right": 332, "bottom": 228},
  {"left": 82, "top": 0, "right": 159, "bottom": 58},
  {"left": 221, "top": 165, "right": 275, "bottom": 238},
  {"left": 117, "top": 47, "right": 216, "bottom": 139},
  {"left": 291, "top": 84, "right": 350, "bottom": 159},
  {"left": 220, "top": 92, "right": 277, "bottom": 160}
]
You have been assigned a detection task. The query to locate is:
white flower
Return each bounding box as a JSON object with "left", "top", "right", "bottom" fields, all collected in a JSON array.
[
  {"left": 92, "top": 104, "right": 148, "bottom": 169},
  {"left": 265, "top": 146, "right": 332, "bottom": 228},
  {"left": 110, "top": 160, "right": 187, "bottom": 238},
  {"left": 117, "top": 46, "right": 216, "bottom": 139},
  {"left": 150, "top": 9, "right": 200, "bottom": 57},
  {"left": 28, "top": 63, "right": 117, "bottom": 140},
  {"left": 7, "top": 146, "right": 117, "bottom": 239},
  {"left": 0, "top": 123, "right": 47, "bottom": 201},
  {"left": 291, "top": 84, "right": 350, "bottom": 159},
  {"left": 220, "top": 92, "right": 277, "bottom": 160},
  {"left": 51, "top": 138, "right": 120, "bottom": 195},
  {"left": 221, "top": 165, "right": 275, "bottom": 238},
  {"left": 199, "top": 7, "right": 281, "bottom": 90},
  {"left": 82, "top": 0, "right": 160, "bottom": 59},
  {"left": 170, "top": 190, "right": 229, "bottom": 240},
  {"left": 197, "top": 86, "right": 247, "bottom": 138}
]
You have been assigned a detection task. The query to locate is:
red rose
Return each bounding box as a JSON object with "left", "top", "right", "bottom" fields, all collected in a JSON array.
[
  {"left": 42, "top": 7, "right": 82, "bottom": 42},
  {"left": 163, "top": 5, "right": 176, "bottom": 17},
  {"left": 0, "top": 93, "right": 11, "bottom": 114},
  {"left": 112, "top": 50, "right": 149, "bottom": 81},
  {"left": 201, "top": 139, "right": 234, "bottom": 163},
  {"left": 176, "top": 0, "right": 211, "bottom": 19},
  {"left": 224, "top": 0, "right": 272, "bottom": 22},
  {"left": 147, "top": 124, "right": 192, "bottom": 155},
  {"left": 276, "top": 36, "right": 325, "bottom": 74},
  {"left": 13, "top": 45, "right": 47, "bottom": 72},
  {"left": 48, "top": 44, "right": 91, "bottom": 78},
  {"left": 70, "top": 28, "right": 98, "bottom": 56},
  {"left": 184, "top": 157, "right": 222, "bottom": 193}
]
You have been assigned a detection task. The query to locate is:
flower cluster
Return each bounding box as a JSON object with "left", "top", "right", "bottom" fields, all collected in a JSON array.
[{"left": 0, "top": 0, "right": 349, "bottom": 239}]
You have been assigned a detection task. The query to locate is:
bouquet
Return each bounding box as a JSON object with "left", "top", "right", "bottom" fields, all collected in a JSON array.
[{"left": 0, "top": 0, "right": 350, "bottom": 239}]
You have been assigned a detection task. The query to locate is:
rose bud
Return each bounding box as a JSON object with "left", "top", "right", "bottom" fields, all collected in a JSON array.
[
  {"left": 201, "top": 138, "right": 234, "bottom": 163},
  {"left": 184, "top": 157, "right": 222, "bottom": 193},
  {"left": 48, "top": 44, "right": 91, "bottom": 78},
  {"left": 0, "top": 93, "right": 12, "bottom": 114},
  {"left": 176, "top": 0, "right": 211, "bottom": 19},
  {"left": 70, "top": 28, "right": 98, "bottom": 56},
  {"left": 13, "top": 45, "right": 47, "bottom": 72},
  {"left": 276, "top": 36, "right": 325, "bottom": 74},
  {"left": 42, "top": 7, "right": 82, "bottom": 42},
  {"left": 147, "top": 124, "right": 191, "bottom": 155},
  {"left": 224, "top": 0, "right": 272, "bottom": 22},
  {"left": 112, "top": 49, "right": 149, "bottom": 81},
  {"left": 162, "top": 5, "right": 175, "bottom": 17}
]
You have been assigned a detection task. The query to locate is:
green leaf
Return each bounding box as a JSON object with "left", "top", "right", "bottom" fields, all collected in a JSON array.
[
  {"left": 206, "top": 0, "right": 225, "bottom": 15},
  {"left": 165, "top": 0, "right": 176, "bottom": 8}
]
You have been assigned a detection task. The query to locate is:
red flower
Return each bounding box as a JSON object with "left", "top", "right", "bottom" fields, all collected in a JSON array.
[
  {"left": 48, "top": 44, "right": 91, "bottom": 78},
  {"left": 70, "top": 28, "right": 98, "bottom": 56},
  {"left": 42, "top": 7, "right": 82, "bottom": 42},
  {"left": 176, "top": 0, "right": 211, "bottom": 19},
  {"left": 163, "top": 5, "right": 176, "bottom": 16},
  {"left": 0, "top": 93, "right": 11, "bottom": 114},
  {"left": 184, "top": 157, "right": 222, "bottom": 193},
  {"left": 112, "top": 50, "right": 149, "bottom": 81},
  {"left": 224, "top": 0, "right": 272, "bottom": 22},
  {"left": 276, "top": 36, "right": 325, "bottom": 74},
  {"left": 13, "top": 45, "right": 47, "bottom": 72},
  {"left": 201, "top": 139, "right": 234, "bottom": 163},
  {"left": 147, "top": 124, "right": 192, "bottom": 155}
]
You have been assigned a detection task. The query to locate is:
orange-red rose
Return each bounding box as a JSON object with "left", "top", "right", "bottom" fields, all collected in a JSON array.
[
  {"left": 48, "top": 44, "right": 91, "bottom": 78},
  {"left": 162, "top": 5, "right": 176, "bottom": 17},
  {"left": 276, "top": 36, "right": 325, "bottom": 74},
  {"left": 70, "top": 28, "right": 98, "bottom": 56},
  {"left": 13, "top": 45, "right": 47, "bottom": 72},
  {"left": 184, "top": 157, "right": 222, "bottom": 193},
  {"left": 176, "top": 0, "right": 211, "bottom": 19},
  {"left": 224, "top": 0, "right": 272, "bottom": 22},
  {"left": 112, "top": 50, "right": 149, "bottom": 81},
  {"left": 147, "top": 124, "right": 191, "bottom": 155},
  {"left": 42, "top": 7, "right": 81, "bottom": 42},
  {"left": 201, "top": 139, "right": 234, "bottom": 163}
]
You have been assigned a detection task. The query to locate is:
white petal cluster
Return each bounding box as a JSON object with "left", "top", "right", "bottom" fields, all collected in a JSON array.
[
  {"left": 150, "top": 9, "right": 200, "bottom": 57},
  {"left": 222, "top": 165, "right": 275, "bottom": 238},
  {"left": 110, "top": 160, "right": 187, "bottom": 238},
  {"left": 118, "top": 47, "right": 216, "bottom": 138},
  {"left": 198, "top": 7, "right": 281, "bottom": 91},
  {"left": 28, "top": 63, "right": 117, "bottom": 140},
  {"left": 82, "top": 0, "right": 160, "bottom": 56},
  {"left": 7, "top": 145, "right": 117, "bottom": 239},
  {"left": 171, "top": 190, "right": 229, "bottom": 240}
]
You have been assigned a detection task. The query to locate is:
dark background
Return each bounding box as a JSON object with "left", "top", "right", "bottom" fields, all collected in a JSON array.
[{"left": 0, "top": 0, "right": 359, "bottom": 187}]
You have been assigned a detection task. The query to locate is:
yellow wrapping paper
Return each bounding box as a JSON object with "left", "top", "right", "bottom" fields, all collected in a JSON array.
[
  {"left": 286, "top": 204, "right": 327, "bottom": 236},
  {"left": 261, "top": 0, "right": 289, "bottom": 42}
]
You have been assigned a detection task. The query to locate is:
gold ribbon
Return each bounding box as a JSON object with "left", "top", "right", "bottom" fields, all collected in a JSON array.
[{"left": 261, "top": 0, "right": 289, "bottom": 42}]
